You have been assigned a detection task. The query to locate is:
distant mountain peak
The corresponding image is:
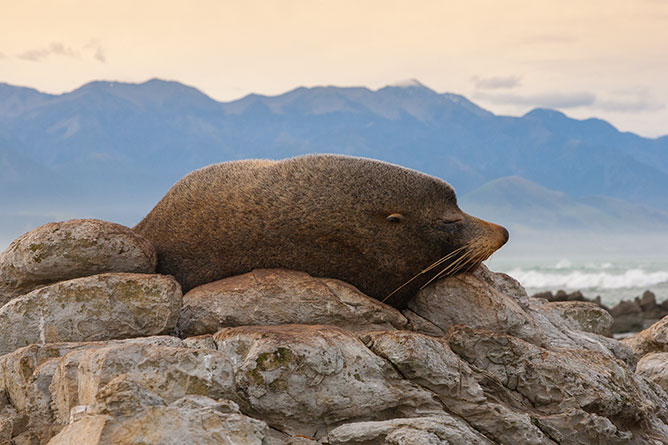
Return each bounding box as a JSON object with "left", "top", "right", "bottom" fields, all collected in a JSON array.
[
  {"left": 523, "top": 108, "right": 568, "bottom": 120},
  {"left": 388, "top": 79, "right": 428, "bottom": 88}
]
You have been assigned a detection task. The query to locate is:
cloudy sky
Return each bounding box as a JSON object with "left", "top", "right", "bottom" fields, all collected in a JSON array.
[{"left": 2, "top": 0, "right": 668, "bottom": 136}]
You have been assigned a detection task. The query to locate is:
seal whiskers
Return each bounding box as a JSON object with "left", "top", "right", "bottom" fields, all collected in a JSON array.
[
  {"left": 420, "top": 247, "right": 475, "bottom": 289},
  {"left": 381, "top": 246, "right": 468, "bottom": 303}
]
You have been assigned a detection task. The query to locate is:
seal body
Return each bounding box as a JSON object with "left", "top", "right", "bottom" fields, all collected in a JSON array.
[{"left": 134, "top": 155, "right": 508, "bottom": 308}]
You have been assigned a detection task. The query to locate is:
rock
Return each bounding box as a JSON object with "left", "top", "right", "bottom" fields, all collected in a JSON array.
[
  {"left": 636, "top": 353, "right": 668, "bottom": 392},
  {"left": 639, "top": 291, "right": 657, "bottom": 312},
  {"left": 177, "top": 268, "right": 408, "bottom": 337},
  {"left": 50, "top": 341, "right": 236, "bottom": 424},
  {"left": 447, "top": 325, "right": 668, "bottom": 441},
  {"left": 623, "top": 316, "right": 668, "bottom": 357},
  {"left": 0, "top": 337, "right": 183, "bottom": 443},
  {"left": 360, "top": 330, "right": 554, "bottom": 444},
  {"left": 531, "top": 410, "right": 632, "bottom": 445},
  {"left": 636, "top": 291, "right": 668, "bottom": 321},
  {"left": 542, "top": 301, "right": 614, "bottom": 337},
  {"left": 409, "top": 266, "right": 635, "bottom": 367},
  {"left": 0, "top": 273, "right": 181, "bottom": 355},
  {"left": 534, "top": 290, "right": 589, "bottom": 303},
  {"left": 610, "top": 300, "right": 644, "bottom": 334},
  {"left": 400, "top": 309, "right": 445, "bottom": 337},
  {"left": 48, "top": 395, "right": 269, "bottom": 445},
  {"left": 327, "top": 415, "right": 493, "bottom": 445},
  {"left": 0, "top": 219, "right": 156, "bottom": 306},
  {"left": 210, "top": 324, "right": 443, "bottom": 438},
  {"left": 408, "top": 267, "right": 545, "bottom": 346}
]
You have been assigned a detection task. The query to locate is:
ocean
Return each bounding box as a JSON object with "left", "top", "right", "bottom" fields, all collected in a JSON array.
[{"left": 487, "top": 255, "right": 668, "bottom": 307}]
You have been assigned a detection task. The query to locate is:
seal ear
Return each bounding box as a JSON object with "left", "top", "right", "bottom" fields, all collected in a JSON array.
[{"left": 386, "top": 213, "right": 404, "bottom": 223}]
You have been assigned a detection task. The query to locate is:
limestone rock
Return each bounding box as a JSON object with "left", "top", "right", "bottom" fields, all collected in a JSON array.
[
  {"left": 48, "top": 395, "right": 269, "bottom": 445},
  {"left": 0, "top": 337, "right": 183, "bottom": 443},
  {"left": 468, "top": 266, "right": 636, "bottom": 367},
  {"left": 50, "top": 341, "right": 236, "bottom": 424},
  {"left": 636, "top": 353, "right": 668, "bottom": 392},
  {"left": 0, "top": 273, "right": 181, "bottom": 355},
  {"left": 0, "top": 219, "right": 156, "bottom": 306},
  {"left": 177, "top": 268, "right": 408, "bottom": 337},
  {"left": 361, "top": 330, "right": 554, "bottom": 444},
  {"left": 408, "top": 267, "right": 544, "bottom": 346},
  {"left": 543, "top": 301, "right": 614, "bottom": 337},
  {"left": 623, "top": 316, "right": 668, "bottom": 357},
  {"left": 327, "top": 416, "right": 493, "bottom": 445},
  {"left": 447, "top": 325, "right": 668, "bottom": 442},
  {"left": 408, "top": 266, "right": 634, "bottom": 367},
  {"left": 400, "top": 309, "right": 445, "bottom": 337},
  {"left": 210, "top": 324, "right": 443, "bottom": 438}
]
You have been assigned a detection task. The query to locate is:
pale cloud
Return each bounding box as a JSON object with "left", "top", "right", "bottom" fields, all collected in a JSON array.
[
  {"left": 476, "top": 88, "right": 665, "bottom": 113},
  {"left": 472, "top": 75, "right": 521, "bottom": 90},
  {"left": 594, "top": 99, "right": 665, "bottom": 112},
  {"left": 94, "top": 47, "right": 106, "bottom": 63},
  {"left": 17, "top": 43, "right": 78, "bottom": 62},
  {"left": 474, "top": 91, "right": 596, "bottom": 109},
  {"left": 84, "top": 40, "right": 106, "bottom": 63},
  {"left": 16, "top": 41, "right": 106, "bottom": 63},
  {"left": 594, "top": 89, "right": 665, "bottom": 112}
]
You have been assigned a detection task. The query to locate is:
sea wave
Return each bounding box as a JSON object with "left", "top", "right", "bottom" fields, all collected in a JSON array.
[{"left": 507, "top": 268, "right": 668, "bottom": 290}]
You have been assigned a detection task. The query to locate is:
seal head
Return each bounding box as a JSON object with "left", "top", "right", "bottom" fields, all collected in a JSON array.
[{"left": 134, "top": 154, "right": 508, "bottom": 308}]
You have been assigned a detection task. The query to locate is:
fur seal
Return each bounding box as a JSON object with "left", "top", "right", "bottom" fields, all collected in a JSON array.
[{"left": 134, "top": 154, "right": 508, "bottom": 308}]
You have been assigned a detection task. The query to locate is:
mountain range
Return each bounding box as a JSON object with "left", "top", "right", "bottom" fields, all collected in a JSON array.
[{"left": 1, "top": 78, "right": 667, "bottom": 247}]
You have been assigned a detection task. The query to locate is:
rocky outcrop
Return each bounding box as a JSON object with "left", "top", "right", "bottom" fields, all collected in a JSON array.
[
  {"left": 1, "top": 219, "right": 668, "bottom": 444},
  {"left": 623, "top": 316, "right": 668, "bottom": 357},
  {"left": 534, "top": 289, "right": 668, "bottom": 334},
  {"left": 177, "top": 269, "right": 409, "bottom": 336},
  {"left": 636, "top": 353, "right": 668, "bottom": 393},
  {"left": 0, "top": 273, "right": 181, "bottom": 355},
  {"left": 0, "top": 219, "right": 156, "bottom": 307},
  {"left": 48, "top": 395, "right": 269, "bottom": 445},
  {"left": 541, "top": 301, "right": 614, "bottom": 337}
]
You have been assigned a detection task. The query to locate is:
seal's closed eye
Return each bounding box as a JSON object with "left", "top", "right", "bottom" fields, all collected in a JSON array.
[{"left": 386, "top": 213, "right": 404, "bottom": 223}]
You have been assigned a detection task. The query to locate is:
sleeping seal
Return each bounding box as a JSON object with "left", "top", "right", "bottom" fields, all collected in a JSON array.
[{"left": 134, "top": 154, "right": 508, "bottom": 308}]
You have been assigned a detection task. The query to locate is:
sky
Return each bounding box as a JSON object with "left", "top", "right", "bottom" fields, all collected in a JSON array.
[{"left": 1, "top": 0, "right": 668, "bottom": 137}]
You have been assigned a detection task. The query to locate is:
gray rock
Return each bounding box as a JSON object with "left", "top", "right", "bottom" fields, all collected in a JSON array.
[
  {"left": 409, "top": 266, "right": 635, "bottom": 367},
  {"left": 327, "top": 416, "right": 493, "bottom": 445},
  {"left": 400, "top": 309, "right": 445, "bottom": 337},
  {"left": 446, "top": 325, "right": 668, "bottom": 442},
  {"left": 50, "top": 341, "right": 236, "bottom": 425},
  {"left": 623, "top": 316, "right": 668, "bottom": 357},
  {"left": 177, "top": 268, "right": 408, "bottom": 337},
  {"left": 0, "top": 337, "right": 183, "bottom": 444},
  {"left": 610, "top": 300, "right": 644, "bottom": 333},
  {"left": 0, "top": 273, "right": 182, "bottom": 355},
  {"left": 48, "top": 395, "right": 269, "bottom": 445},
  {"left": 361, "top": 330, "right": 555, "bottom": 444},
  {"left": 210, "top": 324, "right": 443, "bottom": 438},
  {"left": 636, "top": 352, "right": 668, "bottom": 392},
  {"left": 408, "top": 267, "right": 545, "bottom": 346},
  {"left": 543, "top": 301, "right": 614, "bottom": 337},
  {"left": 0, "top": 219, "right": 156, "bottom": 306}
]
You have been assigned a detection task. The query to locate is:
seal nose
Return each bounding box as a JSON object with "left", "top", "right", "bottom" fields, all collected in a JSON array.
[
  {"left": 500, "top": 226, "right": 509, "bottom": 244},
  {"left": 488, "top": 222, "right": 509, "bottom": 247}
]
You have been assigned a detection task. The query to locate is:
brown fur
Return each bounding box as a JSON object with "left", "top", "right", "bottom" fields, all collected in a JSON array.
[{"left": 134, "top": 154, "right": 508, "bottom": 308}]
